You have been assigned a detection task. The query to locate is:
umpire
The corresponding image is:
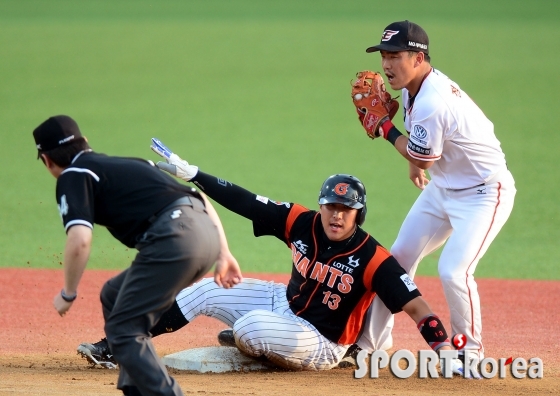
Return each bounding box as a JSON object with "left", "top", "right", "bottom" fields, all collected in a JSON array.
[{"left": 33, "top": 115, "right": 235, "bottom": 396}]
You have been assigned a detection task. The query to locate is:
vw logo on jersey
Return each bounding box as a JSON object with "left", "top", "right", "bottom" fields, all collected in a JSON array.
[{"left": 413, "top": 125, "right": 428, "bottom": 139}]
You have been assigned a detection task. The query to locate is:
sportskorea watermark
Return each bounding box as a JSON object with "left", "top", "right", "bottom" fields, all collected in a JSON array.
[
  {"left": 353, "top": 336, "right": 543, "bottom": 380},
  {"left": 353, "top": 350, "right": 543, "bottom": 379}
]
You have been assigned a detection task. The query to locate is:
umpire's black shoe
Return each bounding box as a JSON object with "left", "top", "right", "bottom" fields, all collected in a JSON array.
[
  {"left": 217, "top": 329, "right": 236, "bottom": 347},
  {"left": 122, "top": 386, "right": 142, "bottom": 396},
  {"left": 77, "top": 338, "right": 118, "bottom": 369},
  {"left": 338, "top": 344, "right": 362, "bottom": 368}
]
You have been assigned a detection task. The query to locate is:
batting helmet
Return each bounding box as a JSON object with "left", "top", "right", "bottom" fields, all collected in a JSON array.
[{"left": 318, "top": 174, "right": 367, "bottom": 226}]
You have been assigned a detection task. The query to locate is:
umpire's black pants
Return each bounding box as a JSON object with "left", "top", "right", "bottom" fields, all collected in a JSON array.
[{"left": 100, "top": 197, "right": 220, "bottom": 396}]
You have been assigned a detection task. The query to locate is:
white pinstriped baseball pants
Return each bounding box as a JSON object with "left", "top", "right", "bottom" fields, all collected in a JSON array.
[
  {"left": 358, "top": 171, "right": 516, "bottom": 360},
  {"left": 175, "top": 278, "right": 348, "bottom": 370}
]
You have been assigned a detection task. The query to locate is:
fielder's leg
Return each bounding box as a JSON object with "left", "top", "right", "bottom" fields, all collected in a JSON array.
[
  {"left": 439, "top": 175, "right": 516, "bottom": 361},
  {"left": 357, "top": 182, "right": 452, "bottom": 352}
]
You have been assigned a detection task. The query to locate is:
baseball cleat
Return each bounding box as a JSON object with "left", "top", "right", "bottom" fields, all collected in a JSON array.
[
  {"left": 457, "top": 354, "right": 483, "bottom": 379},
  {"left": 338, "top": 344, "right": 362, "bottom": 368},
  {"left": 217, "top": 329, "right": 236, "bottom": 347},
  {"left": 441, "top": 357, "right": 482, "bottom": 379},
  {"left": 450, "top": 357, "right": 465, "bottom": 376},
  {"left": 77, "top": 338, "right": 117, "bottom": 369}
]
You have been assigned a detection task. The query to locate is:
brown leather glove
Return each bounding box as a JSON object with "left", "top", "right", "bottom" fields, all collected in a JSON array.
[{"left": 351, "top": 71, "right": 399, "bottom": 139}]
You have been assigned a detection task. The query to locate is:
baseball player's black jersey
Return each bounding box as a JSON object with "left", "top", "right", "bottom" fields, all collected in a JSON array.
[
  {"left": 251, "top": 199, "right": 422, "bottom": 345},
  {"left": 55, "top": 151, "right": 201, "bottom": 247}
]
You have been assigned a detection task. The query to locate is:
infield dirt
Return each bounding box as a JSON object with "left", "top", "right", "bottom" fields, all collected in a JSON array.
[{"left": 0, "top": 269, "right": 558, "bottom": 395}]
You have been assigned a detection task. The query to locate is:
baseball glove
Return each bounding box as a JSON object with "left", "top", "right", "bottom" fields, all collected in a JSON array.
[{"left": 351, "top": 71, "right": 399, "bottom": 139}]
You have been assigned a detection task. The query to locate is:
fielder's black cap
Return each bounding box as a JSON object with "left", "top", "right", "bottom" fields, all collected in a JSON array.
[
  {"left": 33, "top": 115, "right": 83, "bottom": 157},
  {"left": 366, "top": 20, "right": 429, "bottom": 55}
]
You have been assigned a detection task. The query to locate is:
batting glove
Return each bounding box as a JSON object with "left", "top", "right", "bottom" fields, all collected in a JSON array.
[{"left": 150, "top": 138, "right": 199, "bottom": 181}]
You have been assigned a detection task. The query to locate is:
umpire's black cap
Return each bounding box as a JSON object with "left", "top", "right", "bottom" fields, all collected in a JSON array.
[
  {"left": 366, "top": 20, "right": 429, "bottom": 55},
  {"left": 33, "top": 115, "right": 83, "bottom": 158}
]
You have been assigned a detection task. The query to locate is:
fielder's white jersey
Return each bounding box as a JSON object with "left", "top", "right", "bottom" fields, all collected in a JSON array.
[{"left": 403, "top": 69, "right": 507, "bottom": 190}]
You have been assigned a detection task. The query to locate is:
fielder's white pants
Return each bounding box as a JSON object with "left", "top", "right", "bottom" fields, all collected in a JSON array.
[
  {"left": 358, "top": 171, "right": 516, "bottom": 361},
  {"left": 175, "top": 278, "right": 348, "bottom": 370}
]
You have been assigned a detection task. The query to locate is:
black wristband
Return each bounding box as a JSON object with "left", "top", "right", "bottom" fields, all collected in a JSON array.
[
  {"left": 417, "top": 314, "right": 450, "bottom": 351},
  {"left": 61, "top": 289, "right": 77, "bottom": 302},
  {"left": 386, "top": 126, "right": 404, "bottom": 146}
]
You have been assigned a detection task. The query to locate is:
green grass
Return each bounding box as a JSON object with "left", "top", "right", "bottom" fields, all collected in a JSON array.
[{"left": 0, "top": 0, "right": 558, "bottom": 279}]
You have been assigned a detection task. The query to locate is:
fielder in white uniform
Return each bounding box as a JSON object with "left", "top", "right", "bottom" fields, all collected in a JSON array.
[{"left": 356, "top": 20, "right": 516, "bottom": 364}]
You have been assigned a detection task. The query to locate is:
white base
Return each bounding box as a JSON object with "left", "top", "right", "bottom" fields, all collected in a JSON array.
[{"left": 162, "top": 346, "right": 272, "bottom": 373}]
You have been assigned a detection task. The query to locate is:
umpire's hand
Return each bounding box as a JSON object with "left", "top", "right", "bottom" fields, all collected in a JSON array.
[
  {"left": 53, "top": 292, "right": 74, "bottom": 316},
  {"left": 214, "top": 250, "right": 243, "bottom": 289}
]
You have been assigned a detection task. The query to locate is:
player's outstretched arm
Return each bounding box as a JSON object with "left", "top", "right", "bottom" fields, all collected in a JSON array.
[{"left": 150, "top": 138, "right": 256, "bottom": 220}]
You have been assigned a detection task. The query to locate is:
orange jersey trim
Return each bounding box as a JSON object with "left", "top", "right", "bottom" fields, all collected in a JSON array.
[
  {"left": 338, "top": 291, "right": 376, "bottom": 345},
  {"left": 288, "top": 212, "right": 319, "bottom": 305},
  {"left": 336, "top": 244, "right": 391, "bottom": 344},
  {"left": 362, "top": 245, "right": 391, "bottom": 289},
  {"left": 284, "top": 204, "right": 309, "bottom": 243}
]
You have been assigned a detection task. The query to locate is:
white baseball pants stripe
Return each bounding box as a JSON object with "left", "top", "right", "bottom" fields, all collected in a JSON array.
[{"left": 175, "top": 278, "right": 348, "bottom": 370}]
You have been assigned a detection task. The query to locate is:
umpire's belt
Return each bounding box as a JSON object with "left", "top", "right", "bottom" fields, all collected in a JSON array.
[{"left": 148, "top": 196, "right": 205, "bottom": 223}]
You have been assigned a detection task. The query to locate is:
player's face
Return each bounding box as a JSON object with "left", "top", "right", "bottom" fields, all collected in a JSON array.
[
  {"left": 319, "top": 203, "right": 358, "bottom": 241},
  {"left": 380, "top": 50, "right": 417, "bottom": 91}
]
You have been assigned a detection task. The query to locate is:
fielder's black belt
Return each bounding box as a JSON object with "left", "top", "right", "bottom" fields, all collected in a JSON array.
[
  {"left": 148, "top": 196, "right": 205, "bottom": 224},
  {"left": 447, "top": 169, "right": 508, "bottom": 191}
]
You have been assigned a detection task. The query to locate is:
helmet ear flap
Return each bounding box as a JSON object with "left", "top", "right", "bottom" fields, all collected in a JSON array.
[{"left": 357, "top": 205, "right": 367, "bottom": 226}]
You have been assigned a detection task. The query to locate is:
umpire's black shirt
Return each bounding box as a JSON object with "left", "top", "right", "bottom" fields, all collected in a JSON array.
[{"left": 55, "top": 150, "right": 200, "bottom": 248}]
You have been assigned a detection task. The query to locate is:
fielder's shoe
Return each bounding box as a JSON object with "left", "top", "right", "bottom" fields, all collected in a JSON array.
[
  {"left": 451, "top": 357, "right": 465, "bottom": 376},
  {"left": 77, "top": 338, "right": 117, "bottom": 369},
  {"left": 457, "top": 353, "right": 482, "bottom": 379},
  {"left": 338, "top": 344, "right": 362, "bottom": 368},
  {"left": 217, "top": 329, "right": 236, "bottom": 347},
  {"left": 441, "top": 356, "right": 481, "bottom": 379}
]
